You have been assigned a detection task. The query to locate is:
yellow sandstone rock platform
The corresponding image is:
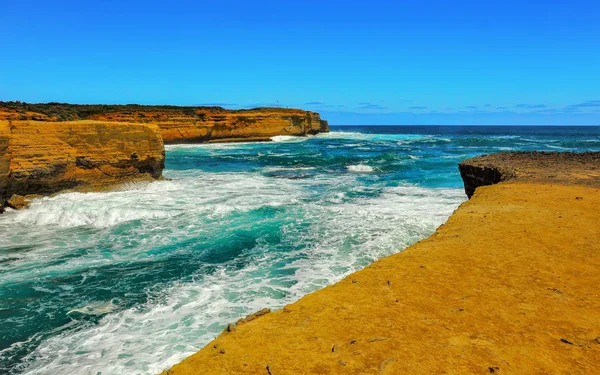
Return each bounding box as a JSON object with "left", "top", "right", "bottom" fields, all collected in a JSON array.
[{"left": 163, "top": 155, "right": 600, "bottom": 374}]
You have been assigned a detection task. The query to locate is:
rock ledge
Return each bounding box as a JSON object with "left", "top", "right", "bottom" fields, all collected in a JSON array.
[{"left": 459, "top": 151, "right": 600, "bottom": 198}]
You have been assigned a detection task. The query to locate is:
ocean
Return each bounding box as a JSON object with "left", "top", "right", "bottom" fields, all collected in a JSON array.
[{"left": 1, "top": 125, "right": 599, "bottom": 374}]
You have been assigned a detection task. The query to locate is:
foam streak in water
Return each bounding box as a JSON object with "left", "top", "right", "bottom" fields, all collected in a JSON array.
[{"left": 7, "top": 182, "right": 464, "bottom": 375}]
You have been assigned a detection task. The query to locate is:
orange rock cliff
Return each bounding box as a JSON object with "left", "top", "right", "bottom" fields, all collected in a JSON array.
[
  {"left": 0, "top": 120, "right": 165, "bottom": 211},
  {"left": 93, "top": 107, "right": 329, "bottom": 144},
  {"left": 0, "top": 102, "right": 329, "bottom": 210},
  {"left": 0, "top": 102, "right": 329, "bottom": 144}
]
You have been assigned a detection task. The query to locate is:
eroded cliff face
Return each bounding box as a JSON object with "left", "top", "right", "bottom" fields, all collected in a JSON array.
[
  {"left": 87, "top": 108, "right": 329, "bottom": 144},
  {"left": 0, "top": 103, "right": 328, "bottom": 210},
  {"left": 0, "top": 120, "right": 165, "bottom": 210},
  {"left": 0, "top": 122, "right": 10, "bottom": 207},
  {"left": 0, "top": 103, "right": 330, "bottom": 144}
]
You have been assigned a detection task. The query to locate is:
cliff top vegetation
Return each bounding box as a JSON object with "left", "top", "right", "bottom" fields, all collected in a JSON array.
[{"left": 0, "top": 102, "right": 311, "bottom": 122}]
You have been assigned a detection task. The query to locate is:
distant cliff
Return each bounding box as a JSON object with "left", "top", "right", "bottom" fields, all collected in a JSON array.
[
  {"left": 0, "top": 120, "right": 164, "bottom": 211},
  {"left": 0, "top": 102, "right": 330, "bottom": 144}
]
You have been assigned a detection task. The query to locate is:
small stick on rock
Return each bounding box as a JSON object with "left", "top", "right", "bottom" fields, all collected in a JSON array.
[{"left": 560, "top": 338, "right": 574, "bottom": 345}]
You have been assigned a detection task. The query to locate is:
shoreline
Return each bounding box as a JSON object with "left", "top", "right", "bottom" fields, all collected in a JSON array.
[
  {"left": 162, "top": 153, "right": 600, "bottom": 374},
  {"left": 0, "top": 103, "right": 329, "bottom": 211}
]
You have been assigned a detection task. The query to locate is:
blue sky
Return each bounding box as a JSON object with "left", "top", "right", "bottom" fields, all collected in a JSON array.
[{"left": 1, "top": 1, "right": 599, "bottom": 125}]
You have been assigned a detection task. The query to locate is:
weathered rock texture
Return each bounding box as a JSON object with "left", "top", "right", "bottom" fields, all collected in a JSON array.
[
  {"left": 0, "top": 122, "right": 10, "bottom": 209},
  {"left": 162, "top": 153, "right": 600, "bottom": 375},
  {"left": 0, "top": 102, "right": 328, "bottom": 210},
  {"left": 0, "top": 103, "right": 329, "bottom": 144},
  {"left": 0, "top": 120, "right": 164, "bottom": 211},
  {"left": 89, "top": 108, "right": 328, "bottom": 144},
  {"left": 459, "top": 151, "right": 600, "bottom": 198}
]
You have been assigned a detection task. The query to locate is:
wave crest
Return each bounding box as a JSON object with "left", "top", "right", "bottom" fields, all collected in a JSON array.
[{"left": 347, "top": 164, "right": 374, "bottom": 172}]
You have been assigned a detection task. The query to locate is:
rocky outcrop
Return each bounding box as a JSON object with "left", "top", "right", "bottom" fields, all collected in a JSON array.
[
  {"left": 0, "top": 103, "right": 330, "bottom": 144},
  {"left": 0, "top": 103, "right": 328, "bottom": 210},
  {"left": 5, "top": 194, "right": 41, "bottom": 210},
  {"left": 0, "top": 120, "right": 164, "bottom": 211},
  {"left": 459, "top": 151, "right": 600, "bottom": 198},
  {"left": 86, "top": 108, "right": 328, "bottom": 144},
  {"left": 162, "top": 154, "right": 600, "bottom": 375}
]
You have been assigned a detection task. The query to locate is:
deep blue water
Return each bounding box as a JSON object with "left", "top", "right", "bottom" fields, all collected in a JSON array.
[{"left": 0, "top": 125, "right": 598, "bottom": 374}]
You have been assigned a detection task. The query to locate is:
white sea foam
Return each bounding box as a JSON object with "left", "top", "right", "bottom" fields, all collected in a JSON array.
[
  {"left": 270, "top": 135, "right": 309, "bottom": 143},
  {"left": 0, "top": 130, "right": 470, "bottom": 375},
  {"left": 315, "top": 131, "right": 366, "bottom": 139},
  {"left": 0, "top": 174, "right": 294, "bottom": 231},
  {"left": 67, "top": 301, "right": 117, "bottom": 316},
  {"left": 8, "top": 194, "right": 173, "bottom": 228},
  {"left": 347, "top": 164, "right": 374, "bottom": 172},
  {"left": 545, "top": 143, "right": 573, "bottom": 150},
  {"left": 262, "top": 166, "right": 315, "bottom": 172},
  {"left": 317, "top": 131, "right": 430, "bottom": 143},
  {"left": 165, "top": 142, "right": 257, "bottom": 151},
  {"left": 0, "top": 173, "right": 304, "bottom": 287},
  {"left": 2, "top": 167, "right": 465, "bottom": 375}
]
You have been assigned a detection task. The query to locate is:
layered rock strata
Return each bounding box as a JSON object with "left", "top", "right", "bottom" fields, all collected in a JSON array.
[
  {"left": 0, "top": 103, "right": 330, "bottom": 144},
  {"left": 91, "top": 108, "right": 329, "bottom": 144},
  {"left": 0, "top": 103, "right": 329, "bottom": 210},
  {"left": 162, "top": 152, "right": 600, "bottom": 375},
  {"left": 0, "top": 120, "right": 165, "bottom": 211}
]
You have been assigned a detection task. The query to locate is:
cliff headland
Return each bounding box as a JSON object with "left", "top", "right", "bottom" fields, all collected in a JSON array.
[
  {"left": 162, "top": 152, "right": 600, "bottom": 375},
  {"left": 0, "top": 102, "right": 329, "bottom": 210},
  {"left": 0, "top": 120, "right": 165, "bottom": 211},
  {"left": 0, "top": 102, "right": 329, "bottom": 144}
]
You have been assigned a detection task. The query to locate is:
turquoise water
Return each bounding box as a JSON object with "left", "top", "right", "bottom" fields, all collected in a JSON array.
[{"left": 1, "top": 126, "right": 599, "bottom": 374}]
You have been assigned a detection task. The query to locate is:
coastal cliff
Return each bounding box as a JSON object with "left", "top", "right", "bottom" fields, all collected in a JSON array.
[
  {"left": 89, "top": 107, "right": 328, "bottom": 144},
  {"left": 162, "top": 152, "right": 600, "bottom": 375},
  {"left": 0, "top": 102, "right": 329, "bottom": 144},
  {"left": 0, "top": 123, "right": 10, "bottom": 208},
  {"left": 459, "top": 151, "right": 600, "bottom": 198},
  {"left": 0, "top": 102, "right": 328, "bottom": 210},
  {"left": 0, "top": 120, "right": 164, "bottom": 211}
]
